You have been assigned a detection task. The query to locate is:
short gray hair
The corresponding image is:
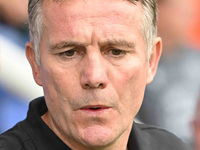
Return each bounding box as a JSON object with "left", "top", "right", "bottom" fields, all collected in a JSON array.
[{"left": 28, "top": 0, "right": 157, "bottom": 64}]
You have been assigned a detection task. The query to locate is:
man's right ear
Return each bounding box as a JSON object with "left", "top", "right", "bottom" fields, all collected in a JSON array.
[{"left": 26, "top": 42, "right": 43, "bottom": 86}]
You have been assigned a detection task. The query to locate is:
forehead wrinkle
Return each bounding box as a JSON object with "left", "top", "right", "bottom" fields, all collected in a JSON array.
[
  {"left": 42, "top": 0, "right": 144, "bottom": 51},
  {"left": 43, "top": 0, "right": 142, "bottom": 24},
  {"left": 42, "top": 0, "right": 144, "bottom": 37}
]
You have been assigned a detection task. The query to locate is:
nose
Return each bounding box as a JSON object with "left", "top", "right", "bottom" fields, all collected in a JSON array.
[{"left": 80, "top": 51, "right": 108, "bottom": 89}]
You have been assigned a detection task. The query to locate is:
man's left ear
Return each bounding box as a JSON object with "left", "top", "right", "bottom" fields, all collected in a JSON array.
[{"left": 146, "top": 37, "right": 162, "bottom": 85}]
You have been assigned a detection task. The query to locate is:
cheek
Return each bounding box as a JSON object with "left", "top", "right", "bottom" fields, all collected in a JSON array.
[
  {"left": 40, "top": 63, "right": 80, "bottom": 102},
  {"left": 115, "top": 60, "right": 148, "bottom": 94},
  {"left": 40, "top": 66, "right": 80, "bottom": 123},
  {"left": 113, "top": 61, "right": 148, "bottom": 114}
]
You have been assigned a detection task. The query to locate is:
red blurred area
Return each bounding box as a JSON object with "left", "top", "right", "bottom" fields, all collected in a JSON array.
[{"left": 188, "top": 0, "right": 200, "bottom": 49}]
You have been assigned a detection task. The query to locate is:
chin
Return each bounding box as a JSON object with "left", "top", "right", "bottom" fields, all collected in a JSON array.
[{"left": 80, "top": 125, "right": 117, "bottom": 148}]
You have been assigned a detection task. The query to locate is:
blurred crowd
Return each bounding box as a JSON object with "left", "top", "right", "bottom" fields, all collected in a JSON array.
[
  {"left": 0, "top": 0, "right": 43, "bottom": 133},
  {"left": 137, "top": 0, "right": 200, "bottom": 149},
  {"left": 0, "top": 0, "right": 200, "bottom": 149}
]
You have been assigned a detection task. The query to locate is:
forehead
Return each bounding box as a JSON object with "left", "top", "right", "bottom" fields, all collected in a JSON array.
[
  {"left": 41, "top": 0, "right": 144, "bottom": 43},
  {"left": 43, "top": 0, "right": 140, "bottom": 15}
]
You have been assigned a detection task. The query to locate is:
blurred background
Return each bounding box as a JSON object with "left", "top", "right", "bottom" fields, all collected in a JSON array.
[
  {"left": 0, "top": 0, "right": 43, "bottom": 133},
  {"left": 0, "top": 0, "right": 200, "bottom": 149},
  {"left": 137, "top": 0, "right": 200, "bottom": 149}
]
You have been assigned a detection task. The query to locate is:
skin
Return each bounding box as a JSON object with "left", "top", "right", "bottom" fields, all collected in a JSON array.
[{"left": 26, "top": 0, "right": 162, "bottom": 149}]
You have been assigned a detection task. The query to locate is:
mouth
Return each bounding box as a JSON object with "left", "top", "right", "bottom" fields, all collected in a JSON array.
[{"left": 80, "top": 105, "right": 111, "bottom": 114}]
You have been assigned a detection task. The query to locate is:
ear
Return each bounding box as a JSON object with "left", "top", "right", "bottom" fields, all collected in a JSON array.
[
  {"left": 26, "top": 42, "right": 43, "bottom": 86},
  {"left": 146, "top": 37, "right": 162, "bottom": 85}
]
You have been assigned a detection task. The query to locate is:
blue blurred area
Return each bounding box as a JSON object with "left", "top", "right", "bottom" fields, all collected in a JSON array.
[
  {"left": 0, "top": 85, "right": 29, "bottom": 134},
  {"left": 0, "top": 0, "right": 30, "bottom": 134},
  {"left": 0, "top": 23, "right": 29, "bottom": 49},
  {"left": 0, "top": 21, "right": 29, "bottom": 133}
]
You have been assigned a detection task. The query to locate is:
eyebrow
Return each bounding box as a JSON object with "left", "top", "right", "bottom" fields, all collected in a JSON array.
[
  {"left": 100, "top": 40, "right": 136, "bottom": 49},
  {"left": 49, "top": 41, "right": 86, "bottom": 51},
  {"left": 49, "top": 39, "right": 135, "bottom": 52}
]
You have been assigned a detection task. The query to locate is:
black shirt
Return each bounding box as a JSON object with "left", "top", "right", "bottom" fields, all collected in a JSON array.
[{"left": 0, "top": 97, "right": 190, "bottom": 150}]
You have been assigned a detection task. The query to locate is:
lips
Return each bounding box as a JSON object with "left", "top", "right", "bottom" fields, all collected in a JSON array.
[
  {"left": 81, "top": 105, "right": 109, "bottom": 109},
  {"left": 80, "top": 105, "right": 110, "bottom": 114}
]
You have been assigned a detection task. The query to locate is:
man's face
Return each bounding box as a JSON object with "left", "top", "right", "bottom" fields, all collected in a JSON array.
[{"left": 27, "top": 0, "right": 161, "bottom": 149}]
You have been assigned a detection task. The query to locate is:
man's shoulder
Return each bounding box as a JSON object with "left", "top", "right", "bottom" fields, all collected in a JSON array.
[
  {"left": 133, "top": 123, "right": 191, "bottom": 150},
  {"left": 136, "top": 122, "right": 181, "bottom": 138},
  {"left": 0, "top": 122, "right": 36, "bottom": 150}
]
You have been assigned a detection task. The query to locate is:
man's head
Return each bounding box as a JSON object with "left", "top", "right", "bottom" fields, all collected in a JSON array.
[
  {"left": 26, "top": 0, "right": 161, "bottom": 149},
  {"left": 28, "top": 0, "right": 158, "bottom": 64}
]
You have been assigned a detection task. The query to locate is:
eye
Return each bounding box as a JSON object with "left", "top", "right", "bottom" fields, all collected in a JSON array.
[
  {"left": 57, "top": 47, "right": 85, "bottom": 62},
  {"left": 110, "top": 49, "right": 123, "bottom": 55},
  {"left": 59, "top": 49, "right": 82, "bottom": 59},
  {"left": 62, "top": 49, "right": 77, "bottom": 57},
  {"left": 107, "top": 49, "right": 126, "bottom": 58}
]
